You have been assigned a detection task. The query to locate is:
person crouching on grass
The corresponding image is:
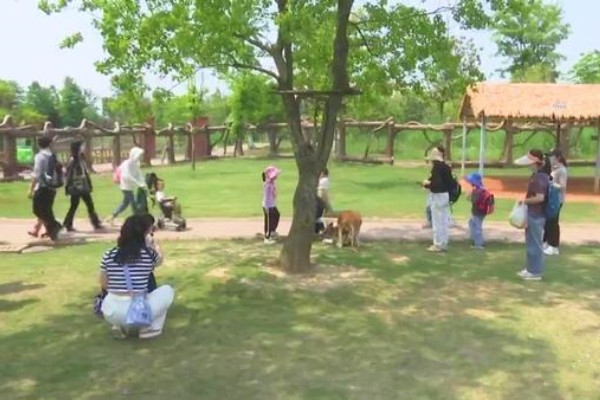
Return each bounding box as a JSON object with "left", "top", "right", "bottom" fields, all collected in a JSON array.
[
  {"left": 262, "top": 166, "right": 281, "bottom": 244},
  {"left": 514, "top": 149, "right": 551, "bottom": 281},
  {"left": 465, "top": 172, "right": 495, "bottom": 250}
]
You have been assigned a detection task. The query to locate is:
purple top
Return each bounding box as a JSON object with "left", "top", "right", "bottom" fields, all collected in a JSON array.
[{"left": 263, "top": 181, "right": 277, "bottom": 208}]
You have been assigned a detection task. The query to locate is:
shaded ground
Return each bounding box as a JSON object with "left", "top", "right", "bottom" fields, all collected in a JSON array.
[
  {"left": 2, "top": 241, "right": 600, "bottom": 399},
  {"left": 1, "top": 217, "right": 599, "bottom": 253}
]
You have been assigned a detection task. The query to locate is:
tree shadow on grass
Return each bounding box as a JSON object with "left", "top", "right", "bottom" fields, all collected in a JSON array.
[
  {"left": 0, "top": 253, "right": 568, "bottom": 400},
  {"left": 0, "top": 282, "right": 45, "bottom": 296}
]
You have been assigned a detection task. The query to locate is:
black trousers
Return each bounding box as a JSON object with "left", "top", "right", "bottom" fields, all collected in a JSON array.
[
  {"left": 32, "top": 187, "right": 62, "bottom": 240},
  {"left": 63, "top": 192, "right": 101, "bottom": 229},
  {"left": 543, "top": 204, "right": 563, "bottom": 247},
  {"left": 263, "top": 207, "right": 280, "bottom": 238}
]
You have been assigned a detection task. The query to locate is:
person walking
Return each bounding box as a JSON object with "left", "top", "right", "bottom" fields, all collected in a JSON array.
[
  {"left": 107, "top": 147, "right": 147, "bottom": 225},
  {"left": 422, "top": 147, "right": 453, "bottom": 252},
  {"left": 515, "top": 149, "right": 550, "bottom": 281},
  {"left": 27, "top": 136, "right": 63, "bottom": 241},
  {"left": 62, "top": 140, "right": 103, "bottom": 232},
  {"left": 543, "top": 149, "right": 568, "bottom": 256}
]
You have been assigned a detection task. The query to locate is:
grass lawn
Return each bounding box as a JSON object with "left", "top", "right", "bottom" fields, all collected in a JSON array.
[
  {"left": 0, "top": 158, "right": 598, "bottom": 222},
  {"left": 2, "top": 240, "right": 600, "bottom": 399}
]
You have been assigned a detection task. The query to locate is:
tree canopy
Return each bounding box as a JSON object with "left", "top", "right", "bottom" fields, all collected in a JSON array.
[
  {"left": 492, "top": 0, "right": 570, "bottom": 80},
  {"left": 571, "top": 51, "right": 600, "bottom": 84}
]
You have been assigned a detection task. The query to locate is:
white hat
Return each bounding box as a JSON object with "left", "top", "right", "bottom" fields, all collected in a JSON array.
[
  {"left": 425, "top": 148, "right": 444, "bottom": 162},
  {"left": 514, "top": 151, "right": 543, "bottom": 166}
]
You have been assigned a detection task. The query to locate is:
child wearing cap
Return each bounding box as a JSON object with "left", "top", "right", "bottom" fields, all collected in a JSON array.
[
  {"left": 262, "top": 165, "right": 281, "bottom": 244},
  {"left": 465, "top": 172, "right": 495, "bottom": 250}
]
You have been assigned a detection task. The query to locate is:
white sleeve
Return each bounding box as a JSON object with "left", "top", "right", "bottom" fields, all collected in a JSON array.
[{"left": 155, "top": 191, "right": 166, "bottom": 202}]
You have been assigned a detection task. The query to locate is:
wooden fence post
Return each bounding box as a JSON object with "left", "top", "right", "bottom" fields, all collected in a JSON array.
[
  {"left": 2, "top": 120, "right": 18, "bottom": 179},
  {"left": 112, "top": 123, "right": 122, "bottom": 169},
  {"left": 167, "top": 126, "right": 176, "bottom": 165},
  {"left": 503, "top": 120, "right": 514, "bottom": 166},
  {"left": 84, "top": 134, "right": 94, "bottom": 172},
  {"left": 385, "top": 119, "right": 396, "bottom": 158},
  {"left": 338, "top": 120, "right": 347, "bottom": 158}
]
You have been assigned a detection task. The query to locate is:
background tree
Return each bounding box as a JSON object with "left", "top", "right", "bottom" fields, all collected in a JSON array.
[
  {"left": 59, "top": 77, "right": 89, "bottom": 127},
  {"left": 23, "top": 82, "right": 61, "bottom": 126},
  {"left": 0, "top": 80, "right": 24, "bottom": 118},
  {"left": 41, "top": 0, "right": 505, "bottom": 273},
  {"left": 492, "top": 0, "right": 569, "bottom": 81},
  {"left": 422, "top": 36, "right": 483, "bottom": 120},
  {"left": 571, "top": 51, "right": 600, "bottom": 84}
]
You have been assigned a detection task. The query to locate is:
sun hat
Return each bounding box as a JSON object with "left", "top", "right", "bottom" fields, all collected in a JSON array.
[
  {"left": 264, "top": 165, "right": 281, "bottom": 181},
  {"left": 514, "top": 149, "right": 544, "bottom": 166},
  {"left": 425, "top": 148, "right": 444, "bottom": 162}
]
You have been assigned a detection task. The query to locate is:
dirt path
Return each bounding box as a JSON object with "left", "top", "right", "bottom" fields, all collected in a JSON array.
[{"left": 1, "top": 217, "right": 599, "bottom": 253}]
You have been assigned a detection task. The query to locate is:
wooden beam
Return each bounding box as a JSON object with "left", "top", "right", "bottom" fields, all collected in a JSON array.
[{"left": 595, "top": 120, "right": 600, "bottom": 193}]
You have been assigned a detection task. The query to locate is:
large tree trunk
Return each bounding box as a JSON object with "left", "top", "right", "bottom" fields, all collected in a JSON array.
[
  {"left": 279, "top": 149, "right": 320, "bottom": 272},
  {"left": 274, "top": 0, "right": 353, "bottom": 273}
]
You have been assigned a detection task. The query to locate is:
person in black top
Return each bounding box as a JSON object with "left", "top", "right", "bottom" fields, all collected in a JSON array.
[
  {"left": 422, "top": 147, "right": 453, "bottom": 252},
  {"left": 63, "top": 140, "right": 103, "bottom": 232}
]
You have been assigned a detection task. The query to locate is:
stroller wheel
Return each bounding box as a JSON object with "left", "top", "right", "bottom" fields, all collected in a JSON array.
[
  {"left": 180, "top": 220, "right": 187, "bottom": 230},
  {"left": 157, "top": 219, "right": 165, "bottom": 229}
]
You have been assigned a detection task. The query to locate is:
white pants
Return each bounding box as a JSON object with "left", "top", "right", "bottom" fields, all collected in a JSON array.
[
  {"left": 428, "top": 192, "right": 450, "bottom": 248},
  {"left": 101, "top": 285, "right": 175, "bottom": 334}
]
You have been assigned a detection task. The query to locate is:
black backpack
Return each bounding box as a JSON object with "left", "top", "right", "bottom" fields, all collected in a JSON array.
[
  {"left": 45, "top": 153, "right": 64, "bottom": 189},
  {"left": 448, "top": 174, "right": 462, "bottom": 204}
]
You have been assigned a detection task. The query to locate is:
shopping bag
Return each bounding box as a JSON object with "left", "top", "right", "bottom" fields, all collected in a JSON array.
[{"left": 509, "top": 202, "right": 527, "bottom": 229}]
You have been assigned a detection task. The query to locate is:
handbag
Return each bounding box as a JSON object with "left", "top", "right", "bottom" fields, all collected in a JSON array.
[{"left": 123, "top": 264, "right": 153, "bottom": 330}]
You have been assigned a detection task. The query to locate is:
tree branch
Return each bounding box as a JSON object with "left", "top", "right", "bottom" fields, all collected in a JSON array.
[{"left": 232, "top": 33, "right": 273, "bottom": 54}]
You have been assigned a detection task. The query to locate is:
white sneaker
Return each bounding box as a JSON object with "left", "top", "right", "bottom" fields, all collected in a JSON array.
[
  {"left": 270, "top": 232, "right": 279, "bottom": 239},
  {"left": 518, "top": 270, "right": 542, "bottom": 281},
  {"left": 264, "top": 238, "right": 276, "bottom": 245},
  {"left": 427, "top": 245, "right": 446, "bottom": 253},
  {"left": 544, "top": 246, "right": 559, "bottom": 256},
  {"left": 471, "top": 245, "right": 485, "bottom": 250},
  {"left": 139, "top": 328, "right": 162, "bottom": 339},
  {"left": 322, "top": 238, "right": 334, "bottom": 245},
  {"left": 517, "top": 269, "right": 529, "bottom": 278}
]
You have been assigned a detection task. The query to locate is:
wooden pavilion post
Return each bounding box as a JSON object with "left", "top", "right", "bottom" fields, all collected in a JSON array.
[
  {"left": 479, "top": 114, "right": 487, "bottom": 177},
  {"left": 460, "top": 117, "right": 467, "bottom": 177},
  {"left": 594, "top": 118, "right": 600, "bottom": 193}
]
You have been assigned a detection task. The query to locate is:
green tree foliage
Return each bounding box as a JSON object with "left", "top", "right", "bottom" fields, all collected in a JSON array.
[
  {"left": 40, "top": 0, "right": 507, "bottom": 272},
  {"left": 59, "top": 77, "right": 89, "bottom": 127},
  {"left": 24, "top": 82, "right": 61, "bottom": 126},
  {"left": 492, "top": 0, "right": 570, "bottom": 80},
  {"left": 510, "top": 63, "right": 557, "bottom": 83},
  {"left": 422, "top": 37, "right": 483, "bottom": 120},
  {"left": 571, "top": 51, "right": 600, "bottom": 84},
  {"left": 0, "top": 80, "right": 23, "bottom": 117}
]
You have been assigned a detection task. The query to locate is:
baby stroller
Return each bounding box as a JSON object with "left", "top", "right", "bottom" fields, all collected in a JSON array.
[{"left": 145, "top": 173, "right": 187, "bottom": 231}]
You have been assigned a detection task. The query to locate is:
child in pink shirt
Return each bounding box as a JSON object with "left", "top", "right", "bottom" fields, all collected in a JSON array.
[{"left": 262, "top": 166, "right": 281, "bottom": 244}]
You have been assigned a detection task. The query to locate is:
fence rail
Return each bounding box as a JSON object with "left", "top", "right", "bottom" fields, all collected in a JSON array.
[{"left": 2, "top": 114, "right": 598, "bottom": 188}]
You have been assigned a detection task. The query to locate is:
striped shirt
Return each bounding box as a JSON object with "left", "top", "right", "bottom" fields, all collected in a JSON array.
[{"left": 100, "top": 247, "right": 159, "bottom": 292}]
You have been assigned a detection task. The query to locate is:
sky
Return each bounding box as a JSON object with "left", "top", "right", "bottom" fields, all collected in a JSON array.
[{"left": 0, "top": 0, "right": 596, "bottom": 99}]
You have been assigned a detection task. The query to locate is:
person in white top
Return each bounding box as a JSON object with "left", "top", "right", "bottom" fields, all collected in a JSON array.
[
  {"left": 543, "top": 149, "right": 568, "bottom": 256},
  {"left": 107, "top": 147, "right": 147, "bottom": 224},
  {"left": 318, "top": 168, "right": 334, "bottom": 216}
]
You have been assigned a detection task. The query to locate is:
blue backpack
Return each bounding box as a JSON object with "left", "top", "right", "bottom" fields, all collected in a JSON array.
[{"left": 544, "top": 183, "right": 561, "bottom": 219}]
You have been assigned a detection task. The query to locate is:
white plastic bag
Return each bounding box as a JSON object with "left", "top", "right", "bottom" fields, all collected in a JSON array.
[{"left": 509, "top": 202, "right": 527, "bottom": 229}]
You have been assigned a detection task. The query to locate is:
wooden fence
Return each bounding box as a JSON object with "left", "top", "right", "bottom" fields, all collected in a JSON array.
[{"left": 1, "top": 114, "right": 597, "bottom": 181}]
